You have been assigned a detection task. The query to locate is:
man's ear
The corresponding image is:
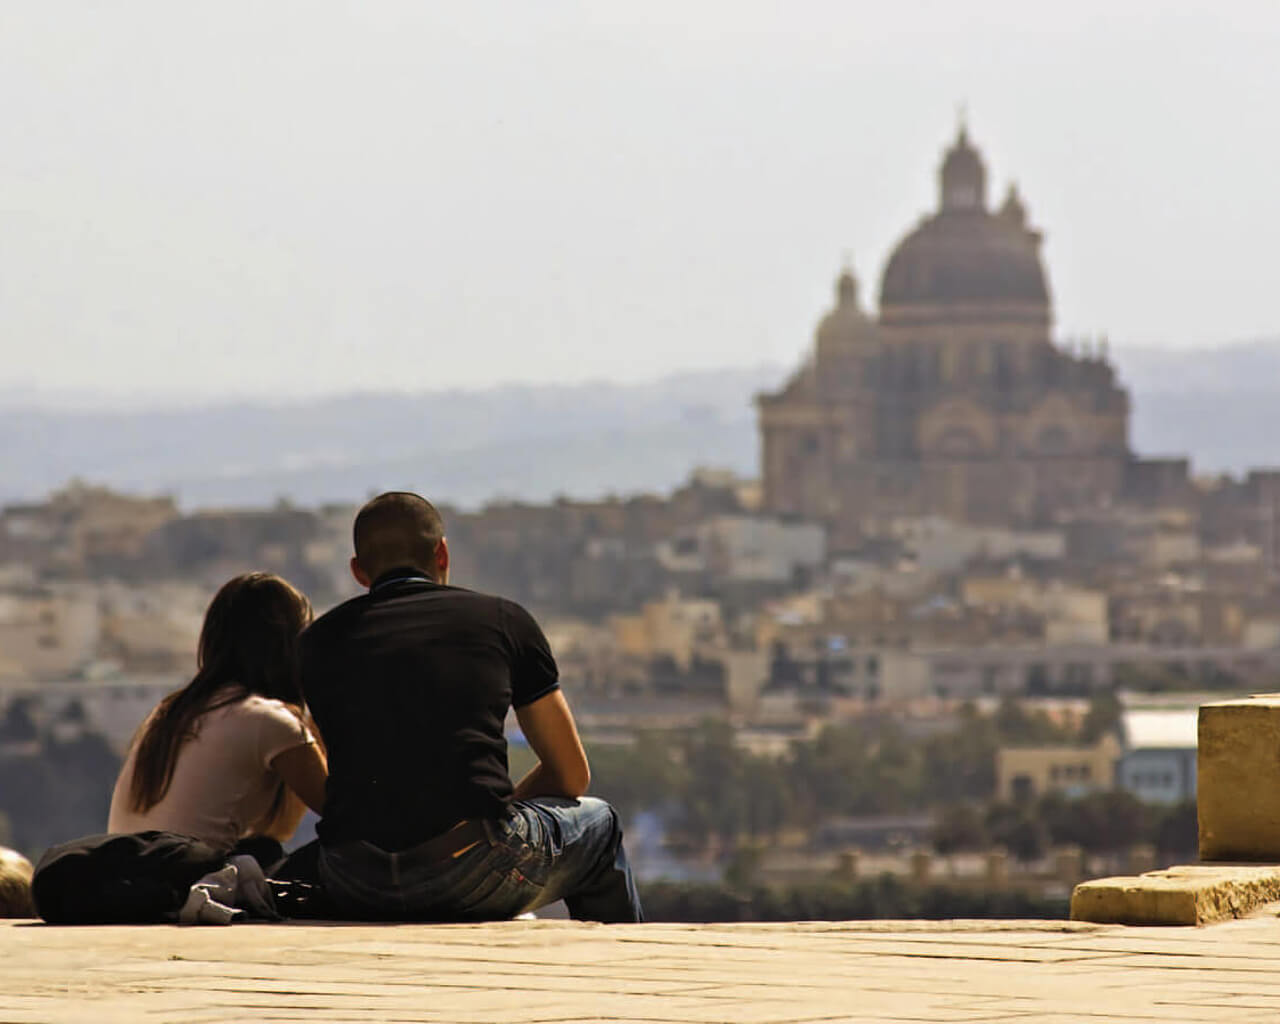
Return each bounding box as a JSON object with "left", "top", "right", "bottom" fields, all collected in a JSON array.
[
  {"left": 350, "top": 556, "right": 372, "bottom": 589},
  {"left": 435, "top": 537, "right": 450, "bottom": 583}
]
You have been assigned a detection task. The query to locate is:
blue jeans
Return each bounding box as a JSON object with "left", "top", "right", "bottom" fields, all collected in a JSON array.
[{"left": 317, "top": 797, "right": 643, "bottom": 923}]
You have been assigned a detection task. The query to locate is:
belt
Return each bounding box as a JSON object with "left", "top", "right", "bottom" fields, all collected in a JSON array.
[{"left": 413, "top": 819, "right": 490, "bottom": 864}]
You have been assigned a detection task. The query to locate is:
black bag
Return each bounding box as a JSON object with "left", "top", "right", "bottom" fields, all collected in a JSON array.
[{"left": 33, "top": 831, "right": 229, "bottom": 924}]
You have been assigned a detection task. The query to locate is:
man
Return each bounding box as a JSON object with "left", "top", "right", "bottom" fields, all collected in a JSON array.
[{"left": 299, "top": 491, "right": 642, "bottom": 922}]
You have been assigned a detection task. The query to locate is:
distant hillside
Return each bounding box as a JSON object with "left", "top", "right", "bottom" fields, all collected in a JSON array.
[
  {"left": 1109, "top": 340, "right": 1280, "bottom": 475},
  {"left": 0, "top": 367, "right": 780, "bottom": 509},
  {"left": 3, "top": 341, "right": 1279, "bottom": 509}
]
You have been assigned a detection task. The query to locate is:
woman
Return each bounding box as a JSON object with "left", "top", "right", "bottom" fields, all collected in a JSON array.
[
  {"left": 108, "top": 572, "right": 327, "bottom": 851},
  {"left": 33, "top": 573, "right": 327, "bottom": 923}
]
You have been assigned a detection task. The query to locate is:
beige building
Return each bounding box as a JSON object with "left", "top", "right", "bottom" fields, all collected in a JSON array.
[
  {"left": 961, "top": 575, "right": 1109, "bottom": 646},
  {"left": 0, "top": 586, "right": 100, "bottom": 680},
  {"left": 0, "top": 481, "right": 178, "bottom": 575},
  {"left": 758, "top": 127, "right": 1131, "bottom": 547},
  {"left": 609, "top": 592, "right": 725, "bottom": 671},
  {"left": 996, "top": 733, "right": 1121, "bottom": 801}
]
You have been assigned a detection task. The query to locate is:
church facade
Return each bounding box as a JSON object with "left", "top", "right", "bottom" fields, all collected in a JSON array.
[{"left": 758, "top": 128, "right": 1132, "bottom": 548}]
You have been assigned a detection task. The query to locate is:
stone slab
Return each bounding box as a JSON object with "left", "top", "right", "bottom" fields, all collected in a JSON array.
[
  {"left": 7, "top": 915, "right": 1280, "bottom": 1022},
  {"left": 1070, "top": 862, "right": 1280, "bottom": 925},
  {"left": 1199, "top": 696, "right": 1280, "bottom": 861}
]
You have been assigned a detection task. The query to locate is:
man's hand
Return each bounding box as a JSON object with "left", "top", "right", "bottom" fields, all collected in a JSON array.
[{"left": 512, "top": 689, "right": 590, "bottom": 801}]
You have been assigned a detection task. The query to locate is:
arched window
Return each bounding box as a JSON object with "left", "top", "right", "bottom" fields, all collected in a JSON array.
[
  {"left": 1037, "top": 425, "right": 1071, "bottom": 455},
  {"left": 934, "top": 428, "right": 981, "bottom": 457}
]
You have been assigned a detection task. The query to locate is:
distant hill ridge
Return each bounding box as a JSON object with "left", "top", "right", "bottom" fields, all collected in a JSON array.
[{"left": 3, "top": 340, "right": 1278, "bottom": 509}]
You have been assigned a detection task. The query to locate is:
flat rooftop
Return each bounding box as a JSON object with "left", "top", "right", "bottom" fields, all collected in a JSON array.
[{"left": 6, "top": 914, "right": 1280, "bottom": 1023}]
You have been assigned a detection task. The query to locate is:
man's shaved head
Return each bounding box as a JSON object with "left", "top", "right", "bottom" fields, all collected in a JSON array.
[{"left": 352, "top": 492, "right": 446, "bottom": 583}]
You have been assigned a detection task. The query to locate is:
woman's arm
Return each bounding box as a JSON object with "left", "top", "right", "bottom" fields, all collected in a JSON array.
[{"left": 270, "top": 742, "right": 328, "bottom": 816}]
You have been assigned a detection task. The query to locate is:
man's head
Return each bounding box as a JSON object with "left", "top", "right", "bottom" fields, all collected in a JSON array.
[
  {"left": 0, "top": 847, "right": 34, "bottom": 918},
  {"left": 351, "top": 491, "right": 449, "bottom": 588}
]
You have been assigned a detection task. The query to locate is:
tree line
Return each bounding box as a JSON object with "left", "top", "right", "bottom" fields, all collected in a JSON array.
[{"left": 582, "top": 694, "right": 1194, "bottom": 858}]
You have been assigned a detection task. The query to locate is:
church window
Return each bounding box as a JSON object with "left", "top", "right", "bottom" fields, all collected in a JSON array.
[
  {"left": 1038, "top": 425, "right": 1071, "bottom": 455},
  {"left": 935, "top": 428, "right": 981, "bottom": 457}
]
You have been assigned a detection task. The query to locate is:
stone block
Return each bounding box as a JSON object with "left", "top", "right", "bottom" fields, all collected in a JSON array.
[
  {"left": 1198, "top": 695, "right": 1280, "bottom": 861},
  {"left": 1070, "top": 863, "right": 1280, "bottom": 925},
  {"left": 834, "top": 849, "right": 860, "bottom": 880},
  {"left": 1053, "top": 845, "right": 1084, "bottom": 883}
]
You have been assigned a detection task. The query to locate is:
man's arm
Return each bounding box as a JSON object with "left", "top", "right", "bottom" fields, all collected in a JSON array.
[{"left": 512, "top": 690, "right": 590, "bottom": 801}]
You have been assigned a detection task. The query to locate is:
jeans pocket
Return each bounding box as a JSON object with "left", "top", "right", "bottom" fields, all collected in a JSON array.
[{"left": 452, "top": 867, "right": 511, "bottom": 915}]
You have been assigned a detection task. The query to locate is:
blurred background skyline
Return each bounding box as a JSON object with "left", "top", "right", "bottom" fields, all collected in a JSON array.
[{"left": 3, "top": 1, "right": 1279, "bottom": 405}]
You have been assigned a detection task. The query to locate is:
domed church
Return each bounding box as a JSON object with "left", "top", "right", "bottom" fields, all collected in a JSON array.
[{"left": 757, "top": 127, "right": 1131, "bottom": 547}]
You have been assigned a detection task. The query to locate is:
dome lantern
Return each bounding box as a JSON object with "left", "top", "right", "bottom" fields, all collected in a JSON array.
[
  {"left": 836, "top": 266, "right": 858, "bottom": 308},
  {"left": 998, "top": 183, "right": 1027, "bottom": 229},
  {"left": 939, "top": 125, "right": 987, "bottom": 212}
]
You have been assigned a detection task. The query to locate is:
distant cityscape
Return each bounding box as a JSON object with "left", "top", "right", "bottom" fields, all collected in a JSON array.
[{"left": 4, "top": 128, "right": 1275, "bottom": 908}]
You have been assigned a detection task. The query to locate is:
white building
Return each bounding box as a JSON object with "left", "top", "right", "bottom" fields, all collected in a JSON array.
[
  {"left": 1117, "top": 708, "right": 1199, "bottom": 805},
  {"left": 657, "top": 516, "right": 825, "bottom": 585}
]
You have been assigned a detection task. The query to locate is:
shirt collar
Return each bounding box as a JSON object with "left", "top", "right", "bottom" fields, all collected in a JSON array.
[{"left": 370, "top": 567, "right": 436, "bottom": 593}]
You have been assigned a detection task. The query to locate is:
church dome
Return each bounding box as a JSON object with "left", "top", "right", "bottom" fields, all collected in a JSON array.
[
  {"left": 879, "top": 128, "right": 1051, "bottom": 326},
  {"left": 816, "top": 265, "right": 877, "bottom": 352}
]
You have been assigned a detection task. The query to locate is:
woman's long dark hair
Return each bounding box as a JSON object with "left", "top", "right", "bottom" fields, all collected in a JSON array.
[{"left": 128, "top": 572, "right": 313, "bottom": 814}]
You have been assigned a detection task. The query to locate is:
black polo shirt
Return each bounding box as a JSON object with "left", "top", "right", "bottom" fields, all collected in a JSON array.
[{"left": 300, "top": 572, "right": 559, "bottom": 851}]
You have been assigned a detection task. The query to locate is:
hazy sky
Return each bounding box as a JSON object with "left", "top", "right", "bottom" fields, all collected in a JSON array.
[{"left": 2, "top": 2, "right": 1278, "bottom": 403}]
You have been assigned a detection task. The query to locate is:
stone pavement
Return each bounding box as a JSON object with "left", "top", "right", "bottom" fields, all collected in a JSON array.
[{"left": 6, "top": 913, "right": 1280, "bottom": 1023}]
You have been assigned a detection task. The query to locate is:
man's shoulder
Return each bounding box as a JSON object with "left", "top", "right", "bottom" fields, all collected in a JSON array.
[
  {"left": 301, "top": 592, "right": 369, "bottom": 649},
  {"left": 432, "top": 585, "right": 531, "bottom": 629}
]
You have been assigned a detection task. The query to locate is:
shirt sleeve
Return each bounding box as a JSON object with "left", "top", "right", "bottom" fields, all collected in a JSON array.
[
  {"left": 252, "top": 699, "right": 316, "bottom": 772},
  {"left": 501, "top": 599, "right": 561, "bottom": 709}
]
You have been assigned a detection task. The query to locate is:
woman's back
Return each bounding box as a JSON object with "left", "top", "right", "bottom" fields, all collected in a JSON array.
[{"left": 109, "top": 692, "right": 314, "bottom": 850}]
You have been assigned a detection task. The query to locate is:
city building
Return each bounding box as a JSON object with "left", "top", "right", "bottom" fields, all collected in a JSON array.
[
  {"left": 1116, "top": 708, "right": 1198, "bottom": 805},
  {"left": 996, "top": 734, "right": 1121, "bottom": 802}
]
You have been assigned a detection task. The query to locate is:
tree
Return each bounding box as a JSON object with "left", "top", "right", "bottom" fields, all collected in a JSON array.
[
  {"left": 0, "top": 699, "right": 38, "bottom": 743},
  {"left": 922, "top": 704, "right": 997, "bottom": 802},
  {"left": 740, "top": 756, "right": 790, "bottom": 840},
  {"left": 677, "top": 720, "right": 749, "bottom": 849},
  {"left": 1080, "top": 691, "right": 1122, "bottom": 743},
  {"left": 931, "top": 803, "right": 989, "bottom": 855},
  {"left": 993, "top": 696, "right": 1071, "bottom": 745},
  {"left": 0, "top": 732, "right": 121, "bottom": 856},
  {"left": 985, "top": 802, "right": 1049, "bottom": 862},
  {"left": 1040, "top": 790, "right": 1150, "bottom": 854},
  {"left": 1154, "top": 801, "right": 1198, "bottom": 858},
  {"left": 585, "top": 732, "right": 685, "bottom": 824}
]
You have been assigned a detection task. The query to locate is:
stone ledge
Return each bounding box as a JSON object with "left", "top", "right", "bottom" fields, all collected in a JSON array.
[
  {"left": 1070, "top": 863, "right": 1280, "bottom": 925},
  {"left": 1198, "top": 695, "right": 1280, "bottom": 860}
]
